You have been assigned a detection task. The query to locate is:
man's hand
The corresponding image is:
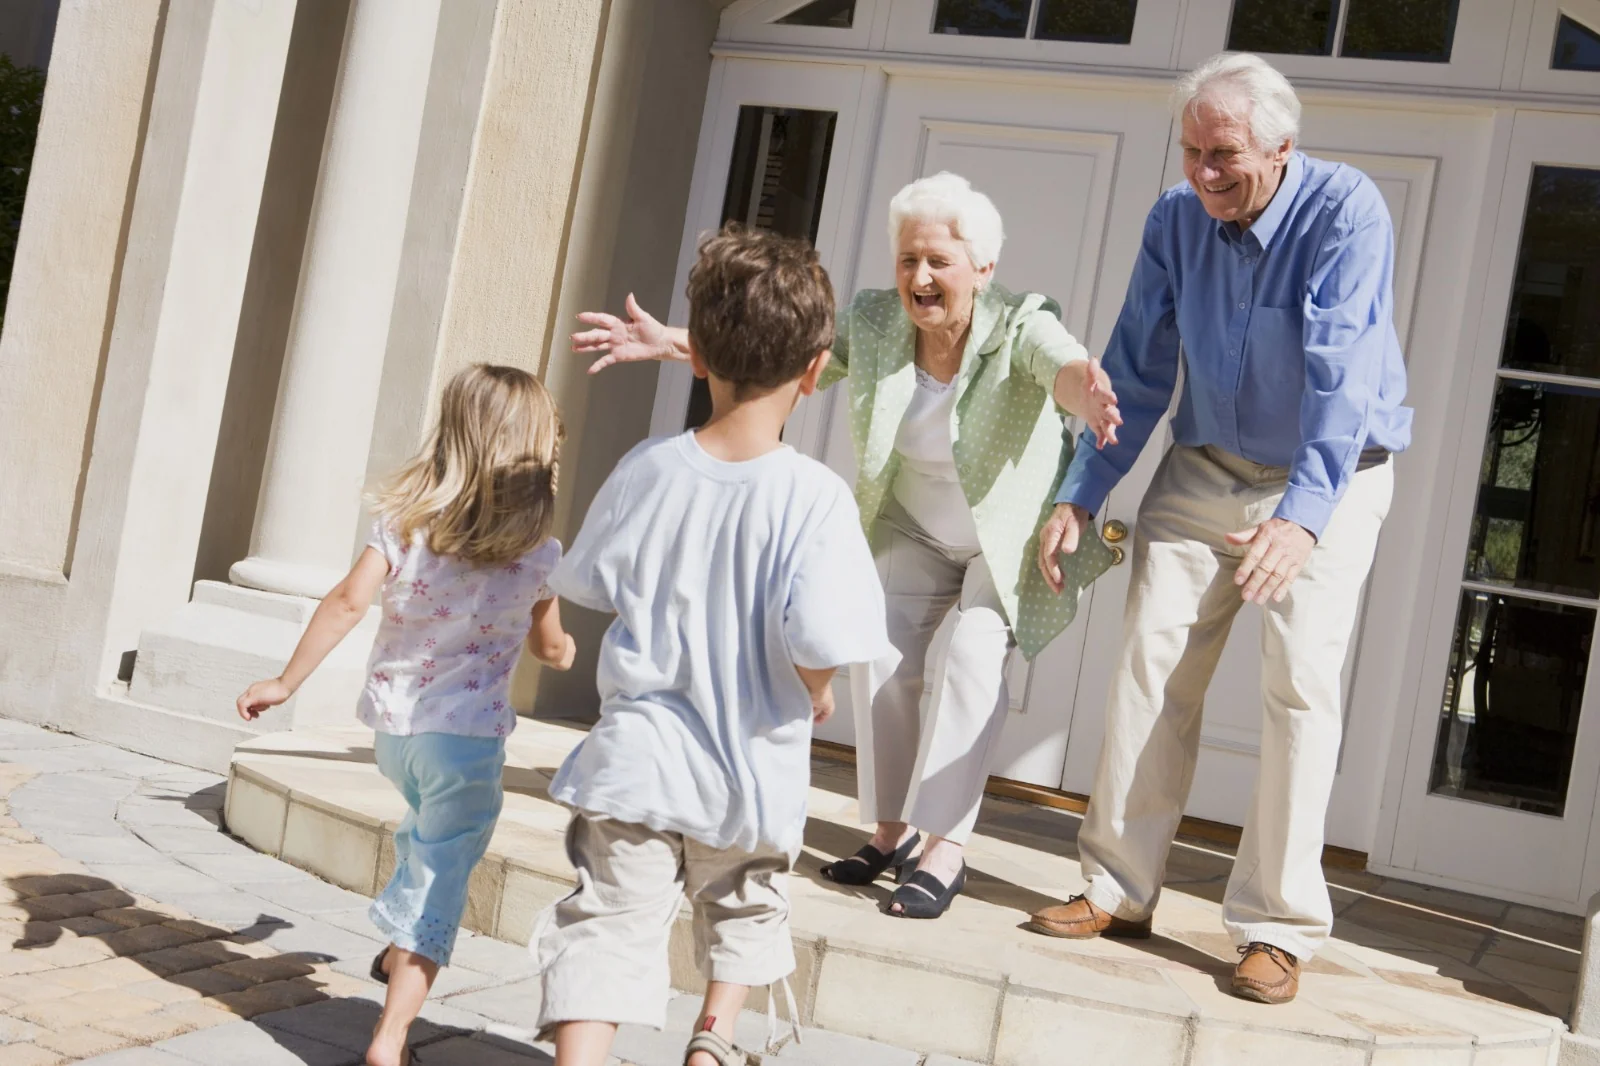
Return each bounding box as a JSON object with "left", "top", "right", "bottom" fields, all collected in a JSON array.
[
  {"left": 1038, "top": 502, "right": 1091, "bottom": 594},
  {"left": 1226, "top": 518, "right": 1315, "bottom": 604}
]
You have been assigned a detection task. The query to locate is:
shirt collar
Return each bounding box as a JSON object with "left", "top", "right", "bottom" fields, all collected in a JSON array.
[
  {"left": 1251, "top": 151, "right": 1303, "bottom": 250},
  {"left": 1215, "top": 150, "right": 1304, "bottom": 252}
]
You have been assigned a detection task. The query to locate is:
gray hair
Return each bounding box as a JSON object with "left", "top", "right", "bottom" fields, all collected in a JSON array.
[
  {"left": 1174, "top": 52, "right": 1301, "bottom": 151},
  {"left": 886, "top": 171, "right": 1005, "bottom": 271}
]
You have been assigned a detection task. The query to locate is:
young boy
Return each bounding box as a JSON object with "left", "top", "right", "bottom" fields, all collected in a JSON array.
[{"left": 535, "top": 225, "right": 893, "bottom": 1066}]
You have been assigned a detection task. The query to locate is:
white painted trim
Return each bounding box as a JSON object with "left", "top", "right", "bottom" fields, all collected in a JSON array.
[
  {"left": 648, "top": 57, "right": 875, "bottom": 441},
  {"left": 884, "top": 0, "right": 1185, "bottom": 70},
  {"left": 1369, "top": 107, "right": 1520, "bottom": 872},
  {"left": 1387, "top": 110, "right": 1600, "bottom": 907},
  {"left": 709, "top": 40, "right": 1600, "bottom": 112},
  {"left": 1519, "top": 0, "right": 1600, "bottom": 94},
  {"left": 1178, "top": 0, "right": 1517, "bottom": 91},
  {"left": 719, "top": 0, "right": 883, "bottom": 49}
]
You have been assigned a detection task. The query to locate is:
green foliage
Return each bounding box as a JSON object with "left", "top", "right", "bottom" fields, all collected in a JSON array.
[{"left": 0, "top": 54, "right": 45, "bottom": 333}]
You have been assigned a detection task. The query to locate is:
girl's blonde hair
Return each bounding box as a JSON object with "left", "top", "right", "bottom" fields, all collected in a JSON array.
[{"left": 372, "top": 364, "right": 563, "bottom": 566}]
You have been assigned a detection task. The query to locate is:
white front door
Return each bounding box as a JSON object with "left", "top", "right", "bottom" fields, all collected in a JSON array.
[
  {"left": 813, "top": 73, "right": 1174, "bottom": 787},
  {"left": 1060, "top": 102, "right": 1492, "bottom": 848},
  {"left": 1385, "top": 111, "right": 1600, "bottom": 913}
]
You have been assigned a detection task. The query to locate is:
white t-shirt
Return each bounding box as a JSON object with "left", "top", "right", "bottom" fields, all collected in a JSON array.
[
  {"left": 358, "top": 521, "right": 562, "bottom": 738},
  {"left": 891, "top": 365, "right": 982, "bottom": 552},
  {"left": 546, "top": 432, "right": 894, "bottom": 855}
]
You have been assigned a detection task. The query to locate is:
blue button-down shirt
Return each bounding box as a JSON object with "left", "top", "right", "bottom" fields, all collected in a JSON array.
[{"left": 1057, "top": 152, "right": 1412, "bottom": 538}]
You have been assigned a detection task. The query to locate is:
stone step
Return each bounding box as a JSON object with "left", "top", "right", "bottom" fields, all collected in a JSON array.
[{"left": 224, "top": 722, "right": 1572, "bottom": 1066}]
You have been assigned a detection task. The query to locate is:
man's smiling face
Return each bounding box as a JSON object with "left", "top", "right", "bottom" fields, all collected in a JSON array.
[{"left": 1180, "top": 95, "right": 1291, "bottom": 228}]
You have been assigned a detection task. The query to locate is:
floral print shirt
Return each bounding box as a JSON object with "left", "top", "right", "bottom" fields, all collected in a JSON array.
[{"left": 357, "top": 520, "right": 562, "bottom": 738}]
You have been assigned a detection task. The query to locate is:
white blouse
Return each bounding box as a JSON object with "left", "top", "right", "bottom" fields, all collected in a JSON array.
[{"left": 891, "top": 366, "right": 982, "bottom": 552}]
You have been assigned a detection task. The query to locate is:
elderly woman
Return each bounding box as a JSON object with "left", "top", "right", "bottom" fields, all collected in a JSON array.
[{"left": 575, "top": 173, "right": 1118, "bottom": 919}]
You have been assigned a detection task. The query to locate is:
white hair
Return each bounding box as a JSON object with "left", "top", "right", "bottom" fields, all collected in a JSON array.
[
  {"left": 886, "top": 172, "right": 1005, "bottom": 271},
  {"left": 1174, "top": 52, "right": 1301, "bottom": 151}
]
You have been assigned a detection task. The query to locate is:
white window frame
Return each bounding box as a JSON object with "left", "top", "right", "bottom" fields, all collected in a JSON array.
[
  {"left": 1177, "top": 0, "right": 1516, "bottom": 91},
  {"left": 884, "top": 0, "right": 1185, "bottom": 70},
  {"left": 648, "top": 58, "right": 874, "bottom": 452},
  {"left": 1515, "top": 0, "right": 1600, "bottom": 94},
  {"left": 717, "top": 0, "right": 888, "bottom": 50}
]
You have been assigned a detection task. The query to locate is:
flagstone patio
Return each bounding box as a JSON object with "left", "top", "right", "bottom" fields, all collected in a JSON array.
[{"left": 224, "top": 720, "right": 1578, "bottom": 1065}]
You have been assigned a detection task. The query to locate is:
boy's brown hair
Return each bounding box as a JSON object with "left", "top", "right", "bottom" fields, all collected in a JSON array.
[{"left": 685, "top": 223, "right": 835, "bottom": 397}]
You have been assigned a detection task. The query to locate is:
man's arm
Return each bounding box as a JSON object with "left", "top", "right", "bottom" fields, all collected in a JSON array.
[
  {"left": 1276, "top": 197, "right": 1395, "bottom": 539},
  {"left": 1054, "top": 205, "right": 1182, "bottom": 515}
]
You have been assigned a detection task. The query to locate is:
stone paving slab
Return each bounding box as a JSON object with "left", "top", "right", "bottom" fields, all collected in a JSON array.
[{"left": 226, "top": 721, "right": 1579, "bottom": 1065}]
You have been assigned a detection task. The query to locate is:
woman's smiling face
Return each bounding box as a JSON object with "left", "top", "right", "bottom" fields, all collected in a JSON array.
[
  {"left": 1180, "top": 96, "right": 1290, "bottom": 228},
  {"left": 895, "top": 219, "right": 992, "bottom": 334}
]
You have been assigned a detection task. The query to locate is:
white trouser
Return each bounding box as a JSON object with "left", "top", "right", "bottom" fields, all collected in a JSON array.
[
  {"left": 855, "top": 499, "right": 1014, "bottom": 845},
  {"left": 1079, "top": 444, "right": 1393, "bottom": 960}
]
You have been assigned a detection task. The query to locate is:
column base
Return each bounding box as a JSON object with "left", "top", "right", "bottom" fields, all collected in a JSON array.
[
  {"left": 128, "top": 580, "right": 379, "bottom": 732},
  {"left": 229, "top": 555, "right": 351, "bottom": 600}
]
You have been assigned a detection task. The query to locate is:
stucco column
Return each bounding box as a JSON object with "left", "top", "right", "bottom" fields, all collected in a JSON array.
[{"left": 229, "top": 0, "right": 442, "bottom": 600}]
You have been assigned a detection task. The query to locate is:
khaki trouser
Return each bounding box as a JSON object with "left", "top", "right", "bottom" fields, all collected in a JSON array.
[
  {"left": 856, "top": 499, "right": 1015, "bottom": 845},
  {"left": 1079, "top": 444, "right": 1393, "bottom": 960},
  {"left": 534, "top": 813, "right": 797, "bottom": 1031}
]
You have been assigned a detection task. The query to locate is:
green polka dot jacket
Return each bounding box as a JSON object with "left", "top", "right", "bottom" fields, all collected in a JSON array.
[{"left": 818, "top": 285, "right": 1116, "bottom": 660}]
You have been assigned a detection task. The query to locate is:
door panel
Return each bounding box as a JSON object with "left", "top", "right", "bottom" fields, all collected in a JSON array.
[
  {"left": 819, "top": 74, "right": 1172, "bottom": 787},
  {"left": 1391, "top": 111, "right": 1600, "bottom": 911}
]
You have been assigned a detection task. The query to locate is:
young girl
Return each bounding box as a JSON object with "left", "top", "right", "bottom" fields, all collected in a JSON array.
[{"left": 237, "top": 363, "right": 575, "bottom": 1066}]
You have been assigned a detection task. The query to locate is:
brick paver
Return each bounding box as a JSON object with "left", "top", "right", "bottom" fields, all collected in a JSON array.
[{"left": 0, "top": 720, "right": 925, "bottom": 1066}]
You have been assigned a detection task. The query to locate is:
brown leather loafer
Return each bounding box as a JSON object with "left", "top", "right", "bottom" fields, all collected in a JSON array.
[
  {"left": 1026, "top": 894, "right": 1153, "bottom": 940},
  {"left": 1232, "top": 942, "right": 1300, "bottom": 1004}
]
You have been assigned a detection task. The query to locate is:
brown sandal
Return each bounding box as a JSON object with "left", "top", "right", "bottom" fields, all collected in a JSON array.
[{"left": 684, "top": 1021, "right": 742, "bottom": 1065}]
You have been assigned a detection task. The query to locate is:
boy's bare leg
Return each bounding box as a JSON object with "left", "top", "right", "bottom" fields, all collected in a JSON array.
[
  {"left": 554, "top": 1021, "right": 619, "bottom": 1066},
  {"left": 367, "top": 946, "right": 438, "bottom": 1066},
  {"left": 688, "top": 982, "right": 751, "bottom": 1066}
]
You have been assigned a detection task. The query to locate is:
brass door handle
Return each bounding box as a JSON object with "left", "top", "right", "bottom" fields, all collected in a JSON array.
[
  {"left": 1104, "top": 519, "right": 1128, "bottom": 544},
  {"left": 1109, "top": 545, "right": 1125, "bottom": 566}
]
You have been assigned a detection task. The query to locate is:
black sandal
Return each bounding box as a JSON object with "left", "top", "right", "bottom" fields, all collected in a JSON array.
[
  {"left": 887, "top": 864, "right": 967, "bottom": 919},
  {"left": 820, "top": 831, "right": 921, "bottom": 886},
  {"left": 370, "top": 946, "right": 390, "bottom": 985}
]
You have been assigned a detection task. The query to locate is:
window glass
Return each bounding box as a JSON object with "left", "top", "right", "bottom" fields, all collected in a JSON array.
[
  {"left": 1226, "top": 0, "right": 1337, "bottom": 57},
  {"left": 1341, "top": 0, "right": 1458, "bottom": 62},
  {"left": 1498, "top": 166, "right": 1600, "bottom": 380},
  {"left": 1554, "top": 14, "right": 1600, "bottom": 72},
  {"left": 686, "top": 106, "right": 838, "bottom": 430},
  {"left": 1033, "top": 0, "right": 1137, "bottom": 43},
  {"left": 933, "top": 0, "right": 1030, "bottom": 38},
  {"left": 1429, "top": 591, "right": 1590, "bottom": 818},
  {"left": 776, "top": 0, "right": 856, "bottom": 28}
]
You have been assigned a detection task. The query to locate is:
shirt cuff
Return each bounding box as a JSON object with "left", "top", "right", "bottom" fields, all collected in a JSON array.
[
  {"left": 1054, "top": 445, "right": 1119, "bottom": 514},
  {"left": 1273, "top": 485, "right": 1334, "bottom": 541}
]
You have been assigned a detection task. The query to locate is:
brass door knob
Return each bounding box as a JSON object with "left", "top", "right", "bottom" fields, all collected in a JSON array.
[
  {"left": 1109, "top": 545, "right": 1125, "bottom": 566},
  {"left": 1104, "top": 519, "right": 1128, "bottom": 544}
]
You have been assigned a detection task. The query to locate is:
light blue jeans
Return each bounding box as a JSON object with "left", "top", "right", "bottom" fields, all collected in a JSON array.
[{"left": 369, "top": 732, "right": 506, "bottom": 966}]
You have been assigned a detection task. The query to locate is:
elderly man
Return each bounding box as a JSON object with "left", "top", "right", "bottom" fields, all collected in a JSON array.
[{"left": 1026, "top": 52, "right": 1412, "bottom": 1005}]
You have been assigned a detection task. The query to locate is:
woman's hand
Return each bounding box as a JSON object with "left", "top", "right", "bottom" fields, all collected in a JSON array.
[
  {"left": 237, "top": 678, "right": 291, "bottom": 721},
  {"left": 1053, "top": 359, "right": 1122, "bottom": 449},
  {"left": 1037, "top": 502, "right": 1092, "bottom": 594},
  {"left": 572, "top": 293, "right": 688, "bottom": 373}
]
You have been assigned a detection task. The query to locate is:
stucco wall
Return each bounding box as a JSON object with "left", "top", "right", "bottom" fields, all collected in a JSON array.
[
  {"left": 431, "top": 0, "right": 608, "bottom": 386},
  {"left": 524, "top": 0, "right": 720, "bottom": 719},
  {"left": 193, "top": 0, "right": 351, "bottom": 585},
  {"left": 0, "top": 0, "right": 163, "bottom": 718}
]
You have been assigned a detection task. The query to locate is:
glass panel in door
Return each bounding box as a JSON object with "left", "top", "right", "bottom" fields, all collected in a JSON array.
[
  {"left": 1394, "top": 113, "right": 1600, "bottom": 909},
  {"left": 684, "top": 105, "right": 838, "bottom": 430},
  {"left": 1427, "top": 165, "right": 1600, "bottom": 822}
]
